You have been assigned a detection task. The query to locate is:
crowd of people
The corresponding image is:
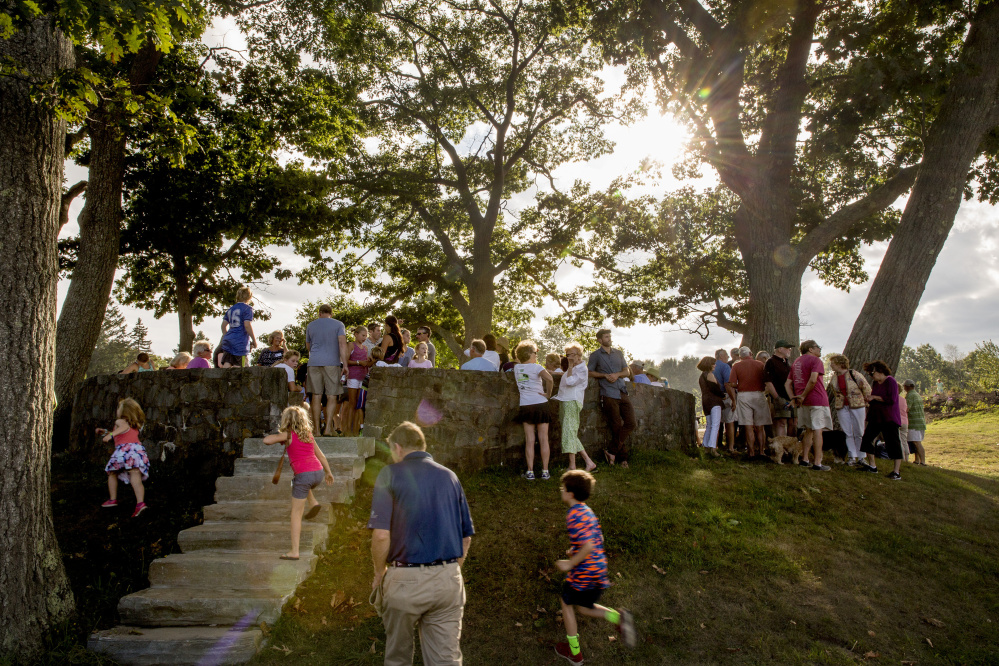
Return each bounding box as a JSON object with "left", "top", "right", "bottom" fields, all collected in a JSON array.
[{"left": 696, "top": 339, "right": 928, "bottom": 480}]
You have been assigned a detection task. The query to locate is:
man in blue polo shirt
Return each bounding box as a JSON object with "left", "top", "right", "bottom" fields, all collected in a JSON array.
[{"left": 368, "top": 422, "right": 474, "bottom": 666}]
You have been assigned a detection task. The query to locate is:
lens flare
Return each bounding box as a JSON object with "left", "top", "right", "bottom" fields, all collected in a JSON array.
[{"left": 416, "top": 399, "right": 443, "bottom": 426}]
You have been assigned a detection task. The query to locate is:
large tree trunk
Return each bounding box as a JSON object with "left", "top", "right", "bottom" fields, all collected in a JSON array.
[
  {"left": 735, "top": 198, "right": 803, "bottom": 352},
  {"left": 843, "top": 0, "right": 999, "bottom": 373},
  {"left": 0, "top": 16, "right": 76, "bottom": 659},
  {"left": 175, "top": 255, "right": 196, "bottom": 353},
  {"left": 52, "top": 100, "right": 126, "bottom": 444},
  {"left": 52, "top": 42, "right": 163, "bottom": 445}
]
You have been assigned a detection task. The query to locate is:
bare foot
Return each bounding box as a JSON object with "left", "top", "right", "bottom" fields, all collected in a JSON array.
[
  {"left": 584, "top": 461, "right": 597, "bottom": 472},
  {"left": 620, "top": 461, "right": 629, "bottom": 469}
]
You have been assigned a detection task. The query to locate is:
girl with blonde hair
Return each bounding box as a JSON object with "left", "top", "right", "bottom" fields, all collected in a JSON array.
[
  {"left": 263, "top": 406, "right": 335, "bottom": 560},
  {"left": 97, "top": 398, "right": 151, "bottom": 517}
]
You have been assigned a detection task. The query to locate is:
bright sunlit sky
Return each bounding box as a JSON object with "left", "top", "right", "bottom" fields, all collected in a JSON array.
[{"left": 58, "top": 18, "right": 999, "bottom": 364}]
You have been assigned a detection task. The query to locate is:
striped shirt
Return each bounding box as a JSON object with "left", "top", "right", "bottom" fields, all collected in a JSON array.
[{"left": 565, "top": 503, "right": 609, "bottom": 591}]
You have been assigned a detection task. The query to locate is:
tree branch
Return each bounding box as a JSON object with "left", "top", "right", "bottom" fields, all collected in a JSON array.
[
  {"left": 59, "top": 180, "right": 88, "bottom": 231},
  {"left": 795, "top": 164, "right": 920, "bottom": 268},
  {"left": 65, "top": 127, "right": 88, "bottom": 155}
]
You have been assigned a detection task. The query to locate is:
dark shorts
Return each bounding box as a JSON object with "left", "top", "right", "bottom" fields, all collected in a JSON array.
[
  {"left": 220, "top": 352, "right": 245, "bottom": 367},
  {"left": 291, "top": 470, "right": 324, "bottom": 499},
  {"left": 561, "top": 580, "right": 604, "bottom": 609},
  {"left": 514, "top": 402, "right": 551, "bottom": 425}
]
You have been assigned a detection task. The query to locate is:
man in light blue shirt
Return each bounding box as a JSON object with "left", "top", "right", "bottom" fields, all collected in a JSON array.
[
  {"left": 461, "top": 340, "right": 498, "bottom": 371},
  {"left": 306, "top": 304, "right": 348, "bottom": 434}
]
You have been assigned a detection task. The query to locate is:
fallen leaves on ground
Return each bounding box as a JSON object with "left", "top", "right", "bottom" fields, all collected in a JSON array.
[
  {"left": 926, "top": 638, "right": 934, "bottom": 648},
  {"left": 863, "top": 651, "right": 879, "bottom": 659},
  {"left": 922, "top": 617, "right": 945, "bottom": 628},
  {"left": 652, "top": 564, "right": 667, "bottom": 575}
]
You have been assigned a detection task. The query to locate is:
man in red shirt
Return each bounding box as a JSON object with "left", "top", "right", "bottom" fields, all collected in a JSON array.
[{"left": 726, "top": 346, "right": 771, "bottom": 457}]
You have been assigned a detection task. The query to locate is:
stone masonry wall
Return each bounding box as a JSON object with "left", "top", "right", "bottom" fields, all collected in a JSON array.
[
  {"left": 69, "top": 368, "right": 290, "bottom": 480},
  {"left": 364, "top": 367, "right": 697, "bottom": 472}
]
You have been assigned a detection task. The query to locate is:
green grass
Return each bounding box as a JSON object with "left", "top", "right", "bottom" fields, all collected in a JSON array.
[
  {"left": 925, "top": 409, "right": 999, "bottom": 480},
  {"left": 250, "top": 411, "right": 999, "bottom": 665}
]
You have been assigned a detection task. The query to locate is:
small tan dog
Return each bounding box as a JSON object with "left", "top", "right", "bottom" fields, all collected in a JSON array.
[{"left": 768, "top": 435, "right": 803, "bottom": 465}]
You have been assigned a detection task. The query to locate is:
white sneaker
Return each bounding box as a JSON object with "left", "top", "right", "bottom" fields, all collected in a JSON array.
[{"left": 523, "top": 471, "right": 535, "bottom": 481}]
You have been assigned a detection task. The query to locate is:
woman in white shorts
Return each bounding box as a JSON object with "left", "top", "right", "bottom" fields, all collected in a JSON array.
[{"left": 342, "top": 325, "right": 371, "bottom": 436}]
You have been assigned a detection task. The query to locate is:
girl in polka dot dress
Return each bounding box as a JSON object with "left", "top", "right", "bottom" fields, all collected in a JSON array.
[{"left": 97, "top": 398, "right": 150, "bottom": 517}]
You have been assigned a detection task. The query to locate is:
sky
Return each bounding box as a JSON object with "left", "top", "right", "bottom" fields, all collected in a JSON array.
[{"left": 56, "top": 18, "right": 999, "bottom": 364}]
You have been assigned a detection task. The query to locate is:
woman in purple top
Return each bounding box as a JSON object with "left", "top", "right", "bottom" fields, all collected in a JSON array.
[{"left": 858, "top": 360, "right": 904, "bottom": 480}]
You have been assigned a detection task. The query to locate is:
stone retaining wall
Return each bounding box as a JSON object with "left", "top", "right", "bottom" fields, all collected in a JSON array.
[
  {"left": 364, "top": 367, "right": 697, "bottom": 471},
  {"left": 69, "top": 368, "right": 290, "bottom": 479}
]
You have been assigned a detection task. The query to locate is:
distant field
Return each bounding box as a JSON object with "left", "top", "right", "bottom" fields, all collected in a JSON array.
[{"left": 925, "top": 409, "right": 999, "bottom": 479}]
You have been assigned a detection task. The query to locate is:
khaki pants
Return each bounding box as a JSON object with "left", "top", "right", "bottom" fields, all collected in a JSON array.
[{"left": 373, "top": 562, "right": 465, "bottom": 666}]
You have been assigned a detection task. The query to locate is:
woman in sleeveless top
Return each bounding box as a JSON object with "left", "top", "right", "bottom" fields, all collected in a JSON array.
[{"left": 380, "top": 314, "right": 404, "bottom": 363}]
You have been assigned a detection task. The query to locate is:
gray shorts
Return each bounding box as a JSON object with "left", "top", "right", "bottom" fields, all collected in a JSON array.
[
  {"left": 292, "top": 470, "right": 324, "bottom": 499},
  {"left": 308, "top": 365, "right": 344, "bottom": 397}
]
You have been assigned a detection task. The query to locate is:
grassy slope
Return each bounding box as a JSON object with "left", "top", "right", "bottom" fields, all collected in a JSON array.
[{"left": 251, "top": 410, "right": 999, "bottom": 665}]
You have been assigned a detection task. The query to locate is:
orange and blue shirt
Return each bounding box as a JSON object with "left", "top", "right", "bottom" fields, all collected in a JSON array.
[{"left": 566, "top": 503, "right": 609, "bottom": 591}]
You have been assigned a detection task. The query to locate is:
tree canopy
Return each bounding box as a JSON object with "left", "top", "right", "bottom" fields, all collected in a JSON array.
[
  {"left": 114, "top": 46, "right": 358, "bottom": 351},
  {"left": 238, "top": 0, "right": 633, "bottom": 352},
  {"left": 559, "top": 0, "right": 995, "bottom": 352}
]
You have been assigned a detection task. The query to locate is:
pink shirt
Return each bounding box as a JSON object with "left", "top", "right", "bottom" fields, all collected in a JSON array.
[
  {"left": 791, "top": 354, "right": 829, "bottom": 407},
  {"left": 287, "top": 432, "right": 322, "bottom": 475},
  {"left": 187, "top": 357, "right": 211, "bottom": 369},
  {"left": 408, "top": 359, "right": 433, "bottom": 368},
  {"left": 114, "top": 427, "right": 141, "bottom": 446},
  {"left": 347, "top": 343, "right": 369, "bottom": 381}
]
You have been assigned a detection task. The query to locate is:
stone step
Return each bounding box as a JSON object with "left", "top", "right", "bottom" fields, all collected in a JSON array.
[
  {"left": 203, "top": 500, "right": 337, "bottom": 524},
  {"left": 234, "top": 454, "right": 365, "bottom": 479},
  {"left": 148, "top": 551, "right": 318, "bottom": 590},
  {"left": 88, "top": 626, "right": 262, "bottom": 665},
  {"left": 118, "top": 587, "right": 289, "bottom": 627},
  {"left": 177, "top": 521, "right": 329, "bottom": 554},
  {"left": 242, "top": 436, "right": 376, "bottom": 459},
  {"left": 215, "top": 474, "right": 353, "bottom": 503}
]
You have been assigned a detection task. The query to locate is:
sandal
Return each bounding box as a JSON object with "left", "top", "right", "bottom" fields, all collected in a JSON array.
[
  {"left": 304, "top": 503, "right": 322, "bottom": 520},
  {"left": 603, "top": 450, "right": 615, "bottom": 465}
]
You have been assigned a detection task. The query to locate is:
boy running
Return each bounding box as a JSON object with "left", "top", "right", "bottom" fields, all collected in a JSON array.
[{"left": 555, "top": 470, "right": 636, "bottom": 663}]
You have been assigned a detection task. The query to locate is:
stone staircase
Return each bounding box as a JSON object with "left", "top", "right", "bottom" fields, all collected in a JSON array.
[{"left": 89, "top": 436, "right": 376, "bottom": 665}]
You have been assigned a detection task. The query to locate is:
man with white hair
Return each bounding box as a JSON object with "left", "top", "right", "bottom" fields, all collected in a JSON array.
[{"left": 726, "top": 346, "right": 772, "bottom": 458}]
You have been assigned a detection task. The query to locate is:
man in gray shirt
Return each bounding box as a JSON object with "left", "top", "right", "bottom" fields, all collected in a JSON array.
[
  {"left": 306, "top": 304, "right": 348, "bottom": 435},
  {"left": 586, "top": 329, "right": 635, "bottom": 468}
]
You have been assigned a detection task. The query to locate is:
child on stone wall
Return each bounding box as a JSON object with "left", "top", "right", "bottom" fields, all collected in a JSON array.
[
  {"left": 97, "top": 398, "right": 151, "bottom": 518},
  {"left": 554, "top": 470, "right": 635, "bottom": 664},
  {"left": 342, "top": 325, "right": 371, "bottom": 436},
  {"left": 263, "top": 406, "right": 335, "bottom": 560},
  {"left": 219, "top": 286, "right": 257, "bottom": 368},
  {"left": 513, "top": 340, "right": 553, "bottom": 480},
  {"left": 371, "top": 346, "right": 401, "bottom": 368},
  {"left": 407, "top": 342, "right": 434, "bottom": 369}
]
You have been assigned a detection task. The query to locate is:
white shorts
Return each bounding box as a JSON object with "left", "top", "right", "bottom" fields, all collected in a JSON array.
[
  {"left": 797, "top": 405, "right": 833, "bottom": 431},
  {"left": 735, "top": 391, "right": 772, "bottom": 426},
  {"left": 346, "top": 378, "right": 363, "bottom": 390},
  {"left": 908, "top": 429, "right": 925, "bottom": 442}
]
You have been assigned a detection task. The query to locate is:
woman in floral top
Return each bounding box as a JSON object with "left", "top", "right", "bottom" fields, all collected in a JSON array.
[{"left": 826, "top": 354, "right": 872, "bottom": 466}]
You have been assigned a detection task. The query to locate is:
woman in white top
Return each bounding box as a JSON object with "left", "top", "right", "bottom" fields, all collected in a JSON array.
[
  {"left": 272, "top": 350, "right": 303, "bottom": 394},
  {"left": 513, "top": 340, "right": 554, "bottom": 480},
  {"left": 555, "top": 343, "right": 596, "bottom": 472}
]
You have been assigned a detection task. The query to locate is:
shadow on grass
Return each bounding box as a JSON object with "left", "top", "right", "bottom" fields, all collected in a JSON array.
[{"left": 250, "top": 450, "right": 999, "bottom": 665}]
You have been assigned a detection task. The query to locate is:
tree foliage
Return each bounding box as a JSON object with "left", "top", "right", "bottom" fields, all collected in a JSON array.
[
  {"left": 564, "top": 0, "right": 987, "bottom": 348},
  {"left": 239, "top": 0, "right": 631, "bottom": 353},
  {"left": 114, "top": 47, "right": 359, "bottom": 351}
]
